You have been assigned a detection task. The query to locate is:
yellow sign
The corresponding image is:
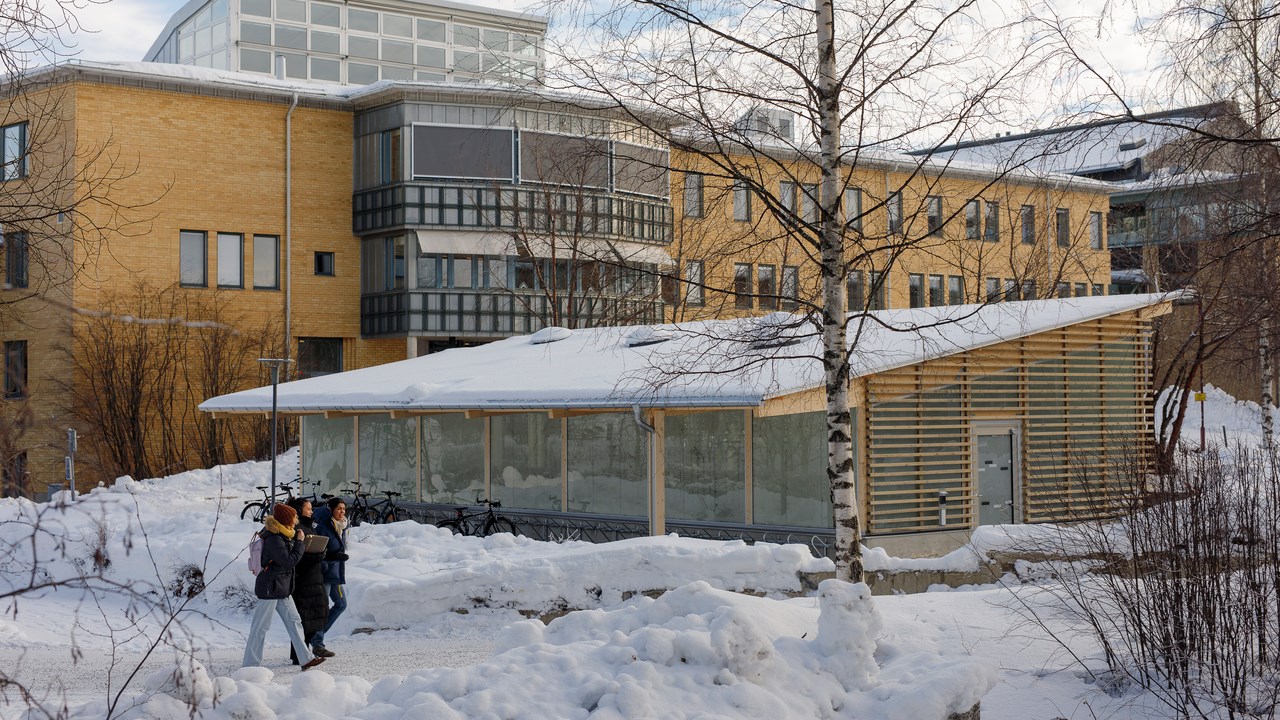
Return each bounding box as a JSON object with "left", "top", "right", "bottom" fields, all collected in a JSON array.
[{"left": 1195, "top": 392, "right": 1207, "bottom": 402}]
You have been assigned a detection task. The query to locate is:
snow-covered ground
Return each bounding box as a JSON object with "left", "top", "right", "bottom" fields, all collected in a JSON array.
[{"left": 0, "top": 388, "right": 1261, "bottom": 719}]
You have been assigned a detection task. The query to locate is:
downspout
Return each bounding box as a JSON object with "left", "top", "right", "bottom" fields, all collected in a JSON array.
[
  {"left": 278, "top": 59, "right": 299, "bottom": 368},
  {"left": 633, "top": 405, "right": 657, "bottom": 536}
]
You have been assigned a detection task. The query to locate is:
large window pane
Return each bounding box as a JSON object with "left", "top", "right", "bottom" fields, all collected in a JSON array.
[
  {"left": 348, "top": 8, "right": 378, "bottom": 32},
  {"left": 240, "top": 47, "right": 271, "bottom": 73},
  {"left": 422, "top": 414, "right": 485, "bottom": 503},
  {"left": 310, "top": 2, "right": 339, "bottom": 27},
  {"left": 240, "top": 20, "right": 270, "bottom": 45},
  {"left": 567, "top": 414, "right": 647, "bottom": 516},
  {"left": 753, "top": 411, "right": 832, "bottom": 527},
  {"left": 253, "top": 234, "right": 278, "bottom": 288},
  {"left": 217, "top": 232, "right": 242, "bottom": 287},
  {"left": 412, "top": 125, "right": 513, "bottom": 181},
  {"left": 490, "top": 414, "right": 561, "bottom": 510},
  {"left": 665, "top": 410, "right": 745, "bottom": 523},
  {"left": 297, "top": 337, "right": 342, "bottom": 378},
  {"left": 179, "top": 230, "right": 206, "bottom": 286},
  {"left": 358, "top": 414, "right": 417, "bottom": 499},
  {"left": 301, "top": 414, "right": 354, "bottom": 497}
]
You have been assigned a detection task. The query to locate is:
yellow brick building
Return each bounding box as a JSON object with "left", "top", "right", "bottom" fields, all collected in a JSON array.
[{"left": 0, "top": 62, "right": 1113, "bottom": 496}]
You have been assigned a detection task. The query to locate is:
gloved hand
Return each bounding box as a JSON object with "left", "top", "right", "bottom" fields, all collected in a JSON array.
[{"left": 325, "top": 550, "right": 350, "bottom": 562}]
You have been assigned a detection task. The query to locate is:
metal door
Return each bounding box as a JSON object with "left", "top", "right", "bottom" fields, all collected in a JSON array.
[{"left": 976, "top": 432, "right": 1016, "bottom": 525}]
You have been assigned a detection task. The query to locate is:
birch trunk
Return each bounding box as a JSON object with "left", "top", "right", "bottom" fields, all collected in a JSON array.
[{"left": 814, "top": 0, "right": 861, "bottom": 581}]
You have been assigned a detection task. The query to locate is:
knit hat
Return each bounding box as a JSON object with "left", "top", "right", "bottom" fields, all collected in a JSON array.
[{"left": 272, "top": 503, "right": 297, "bottom": 526}]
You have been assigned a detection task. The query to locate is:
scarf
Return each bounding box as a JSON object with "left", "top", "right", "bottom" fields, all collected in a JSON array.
[
  {"left": 331, "top": 517, "right": 348, "bottom": 537},
  {"left": 264, "top": 516, "right": 296, "bottom": 539}
]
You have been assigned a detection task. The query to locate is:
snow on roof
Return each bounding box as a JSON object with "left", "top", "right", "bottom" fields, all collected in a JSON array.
[{"left": 201, "top": 293, "right": 1177, "bottom": 414}]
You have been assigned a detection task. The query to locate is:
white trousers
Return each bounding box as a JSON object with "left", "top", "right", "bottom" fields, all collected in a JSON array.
[{"left": 242, "top": 595, "right": 314, "bottom": 667}]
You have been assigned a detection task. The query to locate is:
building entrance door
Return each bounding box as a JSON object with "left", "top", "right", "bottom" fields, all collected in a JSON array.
[{"left": 974, "top": 424, "right": 1019, "bottom": 525}]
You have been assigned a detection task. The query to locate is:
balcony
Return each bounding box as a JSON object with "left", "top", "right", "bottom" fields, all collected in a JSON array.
[
  {"left": 354, "top": 181, "right": 673, "bottom": 247},
  {"left": 361, "top": 288, "right": 665, "bottom": 337}
]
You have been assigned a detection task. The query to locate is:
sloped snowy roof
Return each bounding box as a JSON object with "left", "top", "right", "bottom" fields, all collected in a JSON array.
[{"left": 201, "top": 293, "right": 1176, "bottom": 414}]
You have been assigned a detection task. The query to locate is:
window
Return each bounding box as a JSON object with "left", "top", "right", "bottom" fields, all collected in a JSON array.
[
  {"left": 2, "top": 450, "right": 26, "bottom": 498},
  {"left": 684, "top": 260, "right": 704, "bottom": 306},
  {"left": 1057, "top": 282, "right": 1070, "bottom": 298},
  {"left": 179, "top": 230, "right": 207, "bottom": 286},
  {"left": 1021, "top": 205, "right": 1036, "bottom": 245},
  {"left": 4, "top": 340, "right": 26, "bottom": 399},
  {"left": 948, "top": 275, "right": 963, "bottom": 305},
  {"left": 984, "top": 201, "right": 1000, "bottom": 241},
  {"left": 253, "top": 235, "right": 279, "bottom": 289},
  {"left": 964, "top": 200, "right": 980, "bottom": 240},
  {"left": 779, "top": 181, "right": 797, "bottom": 215},
  {"left": 845, "top": 188, "right": 863, "bottom": 231},
  {"left": 757, "top": 264, "right": 777, "bottom": 310},
  {"left": 297, "top": 337, "right": 342, "bottom": 379},
  {"left": 4, "top": 231, "right": 27, "bottom": 289},
  {"left": 1, "top": 122, "right": 27, "bottom": 182},
  {"left": 781, "top": 265, "right": 799, "bottom": 310},
  {"left": 734, "top": 263, "right": 752, "bottom": 309},
  {"left": 868, "top": 271, "right": 886, "bottom": 310},
  {"left": 985, "top": 277, "right": 1001, "bottom": 302},
  {"left": 926, "top": 195, "right": 943, "bottom": 235},
  {"left": 314, "top": 251, "right": 334, "bottom": 276},
  {"left": 909, "top": 273, "right": 924, "bottom": 308},
  {"left": 1089, "top": 211, "right": 1104, "bottom": 249},
  {"left": 1093, "top": 283, "right": 1105, "bottom": 296},
  {"left": 800, "top": 184, "right": 818, "bottom": 223},
  {"left": 217, "top": 232, "right": 243, "bottom": 288},
  {"left": 683, "top": 173, "right": 704, "bottom": 218},
  {"left": 732, "top": 180, "right": 752, "bottom": 222},
  {"left": 1056, "top": 208, "right": 1070, "bottom": 248},
  {"left": 847, "top": 270, "right": 865, "bottom": 312},
  {"left": 928, "top": 274, "right": 944, "bottom": 306},
  {"left": 1021, "top": 279, "right": 1037, "bottom": 300},
  {"left": 1074, "top": 282, "right": 1087, "bottom": 297},
  {"left": 378, "top": 129, "right": 401, "bottom": 185},
  {"left": 887, "top": 192, "right": 903, "bottom": 234},
  {"left": 1004, "top": 278, "right": 1018, "bottom": 301}
]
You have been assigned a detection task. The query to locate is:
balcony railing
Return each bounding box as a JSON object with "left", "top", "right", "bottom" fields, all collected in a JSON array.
[
  {"left": 361, "top": 288, "right": 665, "bottom": 337},
  {"left": 354, "top": 181, "right": 673, "bottom": 246}
]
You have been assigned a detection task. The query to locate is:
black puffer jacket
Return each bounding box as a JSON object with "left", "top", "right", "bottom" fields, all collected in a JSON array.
[
  {"left": 254, "top": 527, "right": 304, "bottom": 600},
  {"left": 291, "top": 517, "right": 329, "bottom": 640}
]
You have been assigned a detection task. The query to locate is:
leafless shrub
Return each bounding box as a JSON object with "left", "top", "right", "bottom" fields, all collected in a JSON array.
[
  {"left": 218, "top": 582, "right": 257, "bottom": 615},
  {"left": 167, "top": 563, "right": 204, "bottom": 600}
]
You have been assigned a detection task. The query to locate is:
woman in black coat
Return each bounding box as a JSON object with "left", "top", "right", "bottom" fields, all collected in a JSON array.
[{"left": 287, "top": 498, "right": 330, "bottom": 665}]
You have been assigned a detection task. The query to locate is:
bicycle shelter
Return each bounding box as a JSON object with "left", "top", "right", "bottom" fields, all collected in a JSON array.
[{"left": 201, "top": 294, "right": 1171, "bottom": 557}]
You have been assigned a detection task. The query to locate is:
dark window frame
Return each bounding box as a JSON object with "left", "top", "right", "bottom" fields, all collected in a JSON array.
[
  {"left": 314, "top": 251, "right": 335, "bottom": 276},
  {"left": 757, "top": 264, "right": 777, "bottom": 311},
  {"left": 1056, "top": 208, "right": 1070, "bottom": 248},
  {"left": 5, "top": 231, "right": 27, "bottom": 289},
  {"left": 179, "top": 230, "right": 208, "bottom": 287},
  {"left": 733, "top": 262, "right": 753, "bottom": 309},
  {"left": 683, "top": 172, "right": 704, "bottom": 218},
  {"left": 909, "top": 272, "right": 924, "bottom": 308},
  {"left": 216, "top": 232, "right": 244, "bottom": 289},
  {"left": 926, "top": 195, "right": 943, "bottom": 235},
  {"left": 1020, "top": 205, "right": 1036, "bottom": 245},
  {"left": 4, "top": 340, "right": 26, "bottom": 399},
  {"left": 297, "top": 337, "right": 343, "bottom": 379},
  {"left": 1, "top": 122, "right": 28, "bottom": 182},
  {"left": 253, "top": 234, "right": 280, "bottom": 290}
]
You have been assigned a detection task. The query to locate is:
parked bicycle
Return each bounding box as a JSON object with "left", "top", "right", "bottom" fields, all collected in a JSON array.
[
  {"left": 342, "top": 484, "right": 407, "bottom": 526},
  {"left": 438, "top": 498, "right": 520, "bottom": 537},
  {"left": 240, "top": 478, "right": 300, "bottom": 522}
]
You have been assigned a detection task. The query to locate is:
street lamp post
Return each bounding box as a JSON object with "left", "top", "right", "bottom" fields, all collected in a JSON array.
[{"left": 258, "top": 358, "right": 293, "bottom": 506}]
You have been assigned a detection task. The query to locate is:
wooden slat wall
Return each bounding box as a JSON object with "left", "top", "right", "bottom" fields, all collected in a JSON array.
[{"left": 863, "top": 313, "right": 1151, "bottom": 534}]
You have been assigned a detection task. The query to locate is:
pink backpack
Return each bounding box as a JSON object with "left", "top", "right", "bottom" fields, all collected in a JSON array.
[{"left": 248, "top": 533, "right": 266, "bottom": 576}]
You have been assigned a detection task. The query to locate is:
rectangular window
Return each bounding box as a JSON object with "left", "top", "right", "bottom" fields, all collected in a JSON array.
[
  {"left": 984, "top": 201, "right": 1000, "bottom": 241},
  {"left": 253, "top": 234, "right": 278, "bottom": 289},
  {"left": 845, "top": 187, "right": 863, "bottom": 231},
  {"left": 4, "top": 231, "right": 27, "bottom": 289},
  {"left": 1004, "top": 278, "right": 1018, "bottom": 301},
  {"left": 2, "top": 450, "right": 27, "bottom": 498},
  {"left": 664, "top": 410, "right": 745, "bottom": 523},
  {"left": 1021, "top": 279, "right": 1037, "bottom": 300},
  {"left": 926, "top": 195, "right": 943, "bottom": 235},
  {"left": 868, "top": 271, "right": 887, "bottom": 311},
  {"left": 847, "top": 270, "right": 865, "bottom": 312},
  {"left": 684, "top": 260, "right": 704, "bottom": 306},
  {"left": 928, "top": 274, "right": 944, "bottom": 306},
  {"left": 179, "top": 230, "right": 207, "bottom": 286},
  {"left": 909, "top": 273, "right": 924, "bottom": 308},
  {"left": 314, "top": 251, "right": 334, "bottom": 276},
  {"left": 887, "top": 192, "right": 903, "bottom": 234},
  {"left": 683, "top": 172, "right": 704, "bottom": 218},
  {"left": 566, "top": 414, "right": 647, "bottom": 515},
  {"left": 781, "top": 265, "right": 799, "bottom": 310},
  {"left": 1093, "top": 283, "right": 1105, "bottom": 296},
  {"left": 800, "top": 184, "right": 818, "bottom": 223},
  {"left": 947, "top": 275, "right": 963, "bottom": 305},
  {"left": 216, "top": 232, "right": 243, "bottom": 288},
  {"left": 985, "top": 277, "right": 1001, "bottom": 302},
  {"left": 4, "top": 340, "right": 26, "bottom": 399},
  {"left": 732, "top": 180, "right": 751, "bottom": 222},
  {"left": 1, "top": 122, "right": 27, "bottom": 182},
  {"left": 1089, "top": 211, "right": 1104, "bottom": 249},
  {"left": 451, "top": 255, "right": 475, "bottom": 288},
  {"left": 964, "top": 199, "right": 980, "bottom": 240},
  {"left": 757, "top": 264, "right": 777, "bottom": 310},
  {"left": 752, "top": 411, "right": 831, "bottom": 528},
  {"left": 297, "top": 337, "right": 342, "bottom": 379},
  {"left": 1057, "top": 282, "right": 1070, "bottom": 298},
  {"left": 1074, "top": 282, "right": 1087, "bottom": 297},
  {"left": 779, "top": 181, "right": 797, "bottom": 215},
  {"left": 490, "top": 414, "right": 562, "bottom": 511},
  {"left": 1056, "top": 208, "right": 1070, "bottom": 247},
  {"left": 734, "top": 263, "right": 752, "bottom": 309},
  {"left": 420, "top": 414, "right": 484, "bottom": 504},
  {"left": 378, "top": 129, "right": 401, "bottom": 185},
  {"left": 1021, "top": 205, "right": 1036, "bottom": 245}
]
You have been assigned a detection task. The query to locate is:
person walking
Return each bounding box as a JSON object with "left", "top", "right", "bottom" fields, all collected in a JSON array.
[
  {"left": 309, "top": 497, "right": 349, "bottom": 658},
  {"left": 287, "top": 498, "right": 329, "bottom": 665},
  {"left": 242, "top": 503, "right": 325, "bottom": 671}
]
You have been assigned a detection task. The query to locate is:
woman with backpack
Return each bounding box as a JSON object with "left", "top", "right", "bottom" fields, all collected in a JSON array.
[
  {"left": 286, "top": 497, "right": 329, "bottom": 665},
  {"left": 242, "top": 503, "right": 325, "bottom": 671}
]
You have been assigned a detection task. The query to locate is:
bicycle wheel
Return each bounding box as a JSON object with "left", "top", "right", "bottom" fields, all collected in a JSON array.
[
  {"left": 481, "top": 517, "right": 520, "bottom": 537},
  {"left": 383, "top": 509, "right": 399, "bottom": 524},
  {"left": 241, "top": 502, "right": 265, "bottom": 522},
  {"left": 349, "top": 507, "right": 367, "bottom": 527}
]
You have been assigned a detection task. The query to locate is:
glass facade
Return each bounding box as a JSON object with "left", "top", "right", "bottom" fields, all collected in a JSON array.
[
  {"left": 752, "top": 411, "right": 831, "bottom": 528},
  {"left": 664, "top": 410, "right": 745, "bottom": 523},
  {"left": 566, "top": 414, "right": 647, "bottom": 516},
  {"left": 490, "top": 414, "right": 562, "bottom": 510},
  {"left": 422, "top": 414, "right": 485, "bottom": 502},
  {"left": 357, "top": 414, "right": 417, "bottom": 498},
  {"left": 301, "top": 414, "right": 355, "bottom": 496}
]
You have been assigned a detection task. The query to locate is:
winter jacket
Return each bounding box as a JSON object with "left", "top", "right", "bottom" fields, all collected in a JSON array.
[
  {"left": 313, "top": 506, "right": 348, "bottom": 586},
  {"left": 289, "top": 515, "right": 329, "bottom": 659},
  {"left": 254, "top": 524, "right": 305, "bottom": 600}
]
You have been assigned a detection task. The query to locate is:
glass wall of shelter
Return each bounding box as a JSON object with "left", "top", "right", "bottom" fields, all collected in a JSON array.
[{"left": 299, "top": 408, "right": 834, "bottom": 528}]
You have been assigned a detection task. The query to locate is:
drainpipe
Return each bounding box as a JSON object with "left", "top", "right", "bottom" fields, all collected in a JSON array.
[
  {"left": 277, "top": 58, "right": 299, "bottom": 368},
  {"left": 633, "top": 405, "right": 657, "bottom": 536}
]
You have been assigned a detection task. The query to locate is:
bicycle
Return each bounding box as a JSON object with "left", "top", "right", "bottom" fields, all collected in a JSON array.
[
  {"left": 240, "top": 479, "right": 299, "bottom": 522},
  {"left": 438, "top": 498, "right": 520, "bottom": 537}
]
